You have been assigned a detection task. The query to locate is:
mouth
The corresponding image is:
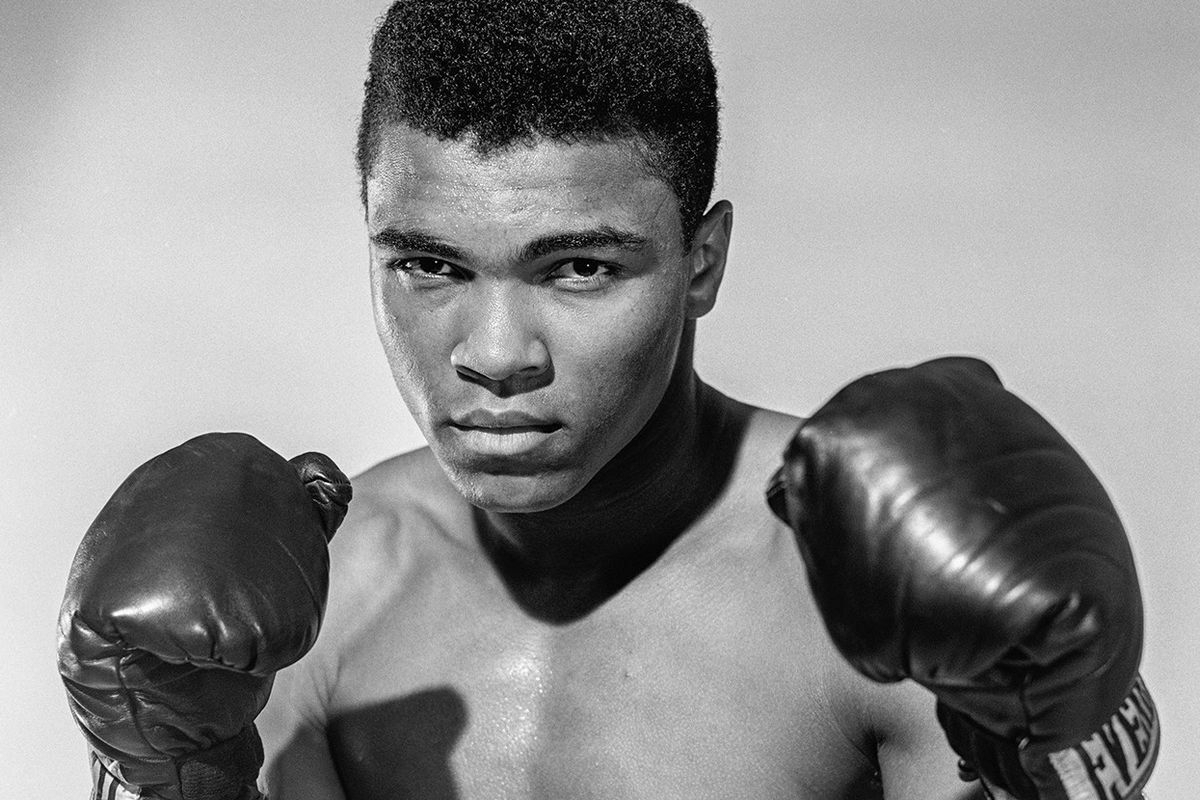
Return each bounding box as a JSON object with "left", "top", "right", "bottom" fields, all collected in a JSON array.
[
  {"left": 453, "top": 424, "right": 561, "bottom": 435},
  {"left": 450, "top": 409, "right": 562, "bottom": 433},
  {"left": 445, "top": 409, "right": 564, "bottom": 459}
]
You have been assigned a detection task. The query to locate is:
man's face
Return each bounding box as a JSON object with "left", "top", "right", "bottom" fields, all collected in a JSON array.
[{"left": 367, "top": 125, "right": 722, "bottom": 512}]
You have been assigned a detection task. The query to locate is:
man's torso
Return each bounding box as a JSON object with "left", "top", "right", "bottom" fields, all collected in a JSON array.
[{"left": 263, "top": 402, "right": 889, "bottom": 799}]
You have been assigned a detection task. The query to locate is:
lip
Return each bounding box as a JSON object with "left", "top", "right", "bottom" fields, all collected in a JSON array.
[
  {"left": 447, "top": 410, "right": 563, "bottom": 460},
  {"left": 451, "top": 409, "right": 561, "bottom": 432}
]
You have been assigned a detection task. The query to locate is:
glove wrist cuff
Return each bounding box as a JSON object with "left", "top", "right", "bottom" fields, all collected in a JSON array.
[
  {"left": 88, "top": 725, "right": 264, "bottom": 800},
  {"left": 178, "top": 724, "right": 264, "bottom": 800},
  {"left": 941, "top": 674, "right": 1160, "bottom": 800}
]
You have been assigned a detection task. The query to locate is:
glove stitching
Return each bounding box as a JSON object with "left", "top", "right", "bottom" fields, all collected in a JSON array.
[
  {"left": 116, "top": 648, "right": 173, "bottom": 763},
  {"left": 70, "top": 611, "right": 173, "bottom": 762},
  {"left": 1017, "top": 669, "right": 1035, "bottom": 747}
]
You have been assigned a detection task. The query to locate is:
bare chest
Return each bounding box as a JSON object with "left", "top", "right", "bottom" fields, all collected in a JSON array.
[{"left": 323, "top": 527, "right": 879, "bottom": 800}]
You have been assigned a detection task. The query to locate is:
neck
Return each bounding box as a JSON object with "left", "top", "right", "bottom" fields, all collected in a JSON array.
[{"left": 475, "top": 327, "right": 746, "bottom": 622}]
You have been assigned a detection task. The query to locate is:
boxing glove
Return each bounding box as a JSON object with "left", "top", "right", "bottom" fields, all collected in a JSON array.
[
  {"left": 767, "top": 357, "right": 1159, "bottom": 800},
  {"left": 58, "top": 432, "right": 352, "bottom": 800}
]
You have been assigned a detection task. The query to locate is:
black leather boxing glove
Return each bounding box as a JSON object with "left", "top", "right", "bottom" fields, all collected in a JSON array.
[
  {"left": 58, "top": 432, "right": 352, "bottom": 800},
  {"left": 767, "top": 357, "right": 1159, "bottom": 800}
]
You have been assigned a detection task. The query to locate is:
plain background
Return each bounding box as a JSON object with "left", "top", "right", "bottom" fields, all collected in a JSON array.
[{"left": 2, "top": 1, "right": 1195, "bottom": 795}]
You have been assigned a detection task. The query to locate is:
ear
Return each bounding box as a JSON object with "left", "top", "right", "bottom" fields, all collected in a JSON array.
[{"left": 684, "top": 200, "right": 733, "bottom": 320}]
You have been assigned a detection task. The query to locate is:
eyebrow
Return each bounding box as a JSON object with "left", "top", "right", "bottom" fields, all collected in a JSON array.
[
  {"left": 369, "top": 225, "right": 650, "bottom": 264},
  {"left": 369, "top": 228, "right": 467, "bottom": 262},
  {"left": 518, "top": 226, "right": 650, "bottom": 262}
]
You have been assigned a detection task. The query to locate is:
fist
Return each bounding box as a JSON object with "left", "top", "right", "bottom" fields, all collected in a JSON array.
[
  {"left": 768, "top": 357, "right": 1158, "bottom": 799},
  {"left": 58, "top": 432, "right": 352, "bottom": 799}
]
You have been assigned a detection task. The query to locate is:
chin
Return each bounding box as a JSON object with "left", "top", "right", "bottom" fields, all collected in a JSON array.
[{"left": 452, "top": 470, "right": 584, "bottom": 514}]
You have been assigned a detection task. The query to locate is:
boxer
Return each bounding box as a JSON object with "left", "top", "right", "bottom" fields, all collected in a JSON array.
[{"left": 58, "top": 1, "right": 1158, "bottom": 798}]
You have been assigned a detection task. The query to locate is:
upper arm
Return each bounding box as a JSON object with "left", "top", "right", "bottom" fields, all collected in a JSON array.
[
  {"left": 256, "top": 467, "right": 420, "bottom": 800},
  {"left": 258, "top": 656, "right": 348, "bottom": 800},
  {"left": 864, "top": 678, "right": 985, "bottom": 800},
  {"left": 255, "top": 490, "right": 381, "bottom": 800}
]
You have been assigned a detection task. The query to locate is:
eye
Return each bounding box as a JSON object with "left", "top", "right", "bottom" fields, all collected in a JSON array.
[
  {"left": 547, "top": 259, "right": 618, "bottom": 288},
  {"left": 388, "top": 257, "right": 460, "bottom": 279}
]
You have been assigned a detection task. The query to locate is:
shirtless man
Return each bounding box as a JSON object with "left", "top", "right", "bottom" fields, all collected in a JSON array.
[{"left": 58, "top": 2, "right": 1157, "bottom": 799}]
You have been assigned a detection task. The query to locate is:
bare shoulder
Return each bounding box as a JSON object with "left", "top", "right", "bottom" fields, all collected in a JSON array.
[
  {"left": 332, "top": 447, "right": 468, "bottom": 564},
  {"left": 705, "top": 391, "right": 802, "bottom": 516},
  {"left": 315, "top": 447, "right": 475, "bottom": 644},
  {"left": 260, "top": 449, "right": 451, "bottom": 783},
  {"left": 723, "top": 397, "right": 975, "bottom": 797},
  {"left": 735, "top": 402, "right": 803, "bottom": 475},
  {"left": 260, "top": 447, "right": 476, "bottom": 779}
]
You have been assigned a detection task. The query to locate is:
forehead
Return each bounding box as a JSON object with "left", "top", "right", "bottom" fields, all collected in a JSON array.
[{"left": 366, "top": 125, "right": 681, "bottom": 248}]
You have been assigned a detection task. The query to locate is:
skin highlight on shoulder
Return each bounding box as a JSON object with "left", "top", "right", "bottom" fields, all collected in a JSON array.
[{"left": 328, "top": 447, "right": 479, "bottom": 578}]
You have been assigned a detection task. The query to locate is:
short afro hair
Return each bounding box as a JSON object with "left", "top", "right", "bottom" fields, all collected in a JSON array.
[{"left": 357, "top": 0, "right": 720, "bottom": 244}]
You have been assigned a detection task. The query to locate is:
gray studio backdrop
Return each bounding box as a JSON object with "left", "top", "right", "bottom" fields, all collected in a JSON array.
[{"left": 2, "top": 1, "right": 1195, "bottom": 795}]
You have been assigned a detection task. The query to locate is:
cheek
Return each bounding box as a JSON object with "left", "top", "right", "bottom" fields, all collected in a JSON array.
[
  {"left": 559, "top": 280, "right": 687, "bottom": 420},
  {"left": 372, "top": 272, "right": 446, "bottom": 417}
]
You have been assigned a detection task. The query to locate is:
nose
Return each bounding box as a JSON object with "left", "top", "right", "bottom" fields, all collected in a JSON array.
[{"left": 450, "top": 285, "right": 550, "bottom": 391}]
